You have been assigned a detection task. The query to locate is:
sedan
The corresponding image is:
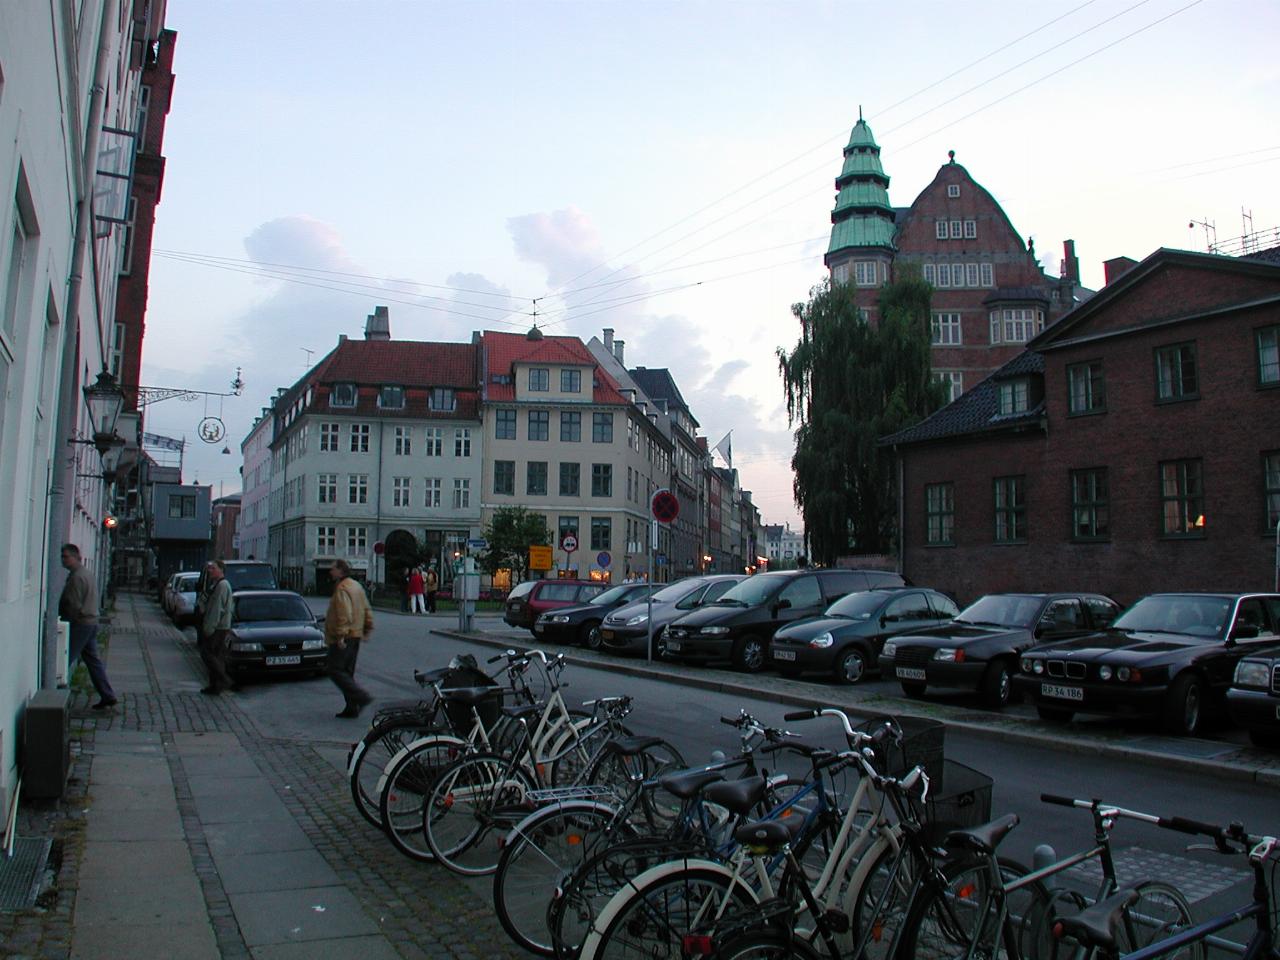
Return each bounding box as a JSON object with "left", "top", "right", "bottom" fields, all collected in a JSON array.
[
  {"left": 879, "top": 593, "right": 1120, "bottom": 709},
  {"left": 532, "top": 583, "right": 656, "bottom": 649},
  {"left": 770, "top": 588, "right": 959, "bottom": 684},
  {"left": 170, "top": 572, "right": 201, "bottom": 627},
  {"left": 1016, "top": 592, "right": 1280, "bottom": 736},
  {"left": 1226, "top": 638, "right": 1280, "bottom": 748},
  {"left": 600, "top": 575, "right": 746, "bottom": 657},
  {"left": 225, "top": 590, "right": 328, "bottom": 679}
]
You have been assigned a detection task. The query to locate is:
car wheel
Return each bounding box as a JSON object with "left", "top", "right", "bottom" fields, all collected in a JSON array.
[
  {"left": 900, "top": 681, "right": 927, "bottom": 699},
  {"left": 1163, "top": 673, "right": 1204, "bottom": 736},
  {"left": 580, "top": 621, "right": 602, "bottom": 650},
  {"left": 834, "top": 646, "right": 869, "bottom": 685},
  {"left": 731, "top": 635, "right": 765, "bottom": 673},
  {"left": 979, "top": 660, "right": 1013, "bottom": 710},
  {"left": 1247, "top": 727, "right": 1280, "bottom": 749},
  {"left": 1036, "top": 705, "right": 1073, "bottom": 723}
]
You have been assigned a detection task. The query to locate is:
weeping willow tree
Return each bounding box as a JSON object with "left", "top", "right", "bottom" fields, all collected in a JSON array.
[{"left": 778, "top": 275, "right": 944, "bottom": 564}]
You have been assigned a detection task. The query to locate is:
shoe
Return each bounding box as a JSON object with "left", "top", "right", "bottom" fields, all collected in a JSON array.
[
  {"left": 91, "top": 699, "right": 118, "bottom": 711},
  {"left": 335, "top": 706, "right": 361, "bottom": 719},
  {"left": 200, "top": 686, "right": 223, "bottom": 695}
]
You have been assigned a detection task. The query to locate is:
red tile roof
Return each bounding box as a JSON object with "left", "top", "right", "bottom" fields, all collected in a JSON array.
[
  {"left": 480, "top": 331, "right": 628, "bottom": 404},
  {"left": 317, "top": 339, "right": 478, "bottom": 387}
]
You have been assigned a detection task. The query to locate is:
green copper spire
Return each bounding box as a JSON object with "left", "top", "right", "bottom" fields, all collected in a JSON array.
[{"left": 827, "top": 111, "right": 896, "bottom": 257}]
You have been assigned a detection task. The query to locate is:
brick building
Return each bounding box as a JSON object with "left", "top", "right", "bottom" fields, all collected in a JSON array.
[
  {"left": 825, "top": 117, "right": 1087, "bottom": 400},
  {"left": 211, "top": 494, "right": 241, "bottom": 560},
  {"left": 884, "top": 248, "right": 1280, "bottom": 605}
]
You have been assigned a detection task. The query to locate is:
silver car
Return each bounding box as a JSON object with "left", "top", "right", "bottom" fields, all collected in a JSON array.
[{"left": 599, "top": 575, "right": 747, "bottom": 657}]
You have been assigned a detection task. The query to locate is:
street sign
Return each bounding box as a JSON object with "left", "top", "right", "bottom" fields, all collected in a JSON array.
[
  {"left": 372, "top": 541, "right": 386, "bottom": 555},
  {"left": 597, "top": 551, "right": 611, "bottom": 568},
  {"left": 650, "top": 489, "right": 679, "bottom": 524},
  {"left": 656, "top": 553, "right": 667, "bottom": 566},
  {"left": 562, "top": 534, "right": 578, "bottom": 553},
  {"left": 529, "top": 545, "right": 553, "bottom": 570},
  {"left": 467, "top": 538, "right": 489, "bottom": 551}
]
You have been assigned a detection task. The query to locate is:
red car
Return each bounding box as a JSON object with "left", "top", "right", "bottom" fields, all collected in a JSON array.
[{"left": 503, "top": 579, "right": 606, "bottom": 634}]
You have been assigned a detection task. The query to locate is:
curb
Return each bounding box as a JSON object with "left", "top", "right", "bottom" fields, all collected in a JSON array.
[{"left": 431, "top": 628, "right": 1280, "bottom": 790}]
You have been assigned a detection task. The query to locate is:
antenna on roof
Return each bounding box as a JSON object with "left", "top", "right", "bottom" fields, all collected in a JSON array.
[
  {"left": 527, "top": 297, "right": 543, "bottom": 340},
  {"left": 301, "top": 347, "right": 314, "bottom": 368}
]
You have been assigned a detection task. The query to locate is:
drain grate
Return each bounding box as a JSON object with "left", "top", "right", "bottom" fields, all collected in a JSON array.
[{"left": 0, "top": 837, "right": 52, "bottom": 911}]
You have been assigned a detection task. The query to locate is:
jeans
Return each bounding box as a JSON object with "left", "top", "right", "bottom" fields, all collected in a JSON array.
[
  {"left": 326, "top": 638, "right": 370, "bottom": 707},
  {"left": 199, "top": 629, "right": 235, "bottom": 692},
  {"left": 426, "top": 591, "right": 438, "bottom": 614},
  {"left": 68, "top": 623, "right": 116, "bottom": 701}
]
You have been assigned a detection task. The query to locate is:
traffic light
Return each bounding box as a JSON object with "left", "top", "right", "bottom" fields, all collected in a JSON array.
[{"left": 102, "top": 515, "right": 119, "bottom": 531}]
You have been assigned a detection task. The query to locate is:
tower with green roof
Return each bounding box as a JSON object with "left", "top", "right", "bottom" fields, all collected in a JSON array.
[{"left": 825, "top": 112, "right": 896, "bottom": 310}]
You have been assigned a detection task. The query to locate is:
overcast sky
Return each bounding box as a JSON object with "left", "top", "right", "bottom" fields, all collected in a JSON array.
[{"left": 141, "top": 0, "right": 1279, "bottom": 527}]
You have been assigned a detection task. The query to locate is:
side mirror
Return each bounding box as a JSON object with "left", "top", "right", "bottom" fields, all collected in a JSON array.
[
  {"left": 773, "top": 598, "right": 792, "bottom": 615},
  {"left": 1230, "top": 623, "right": 1260, "bottom": 641},
  {"left": 315, "top": 614, "right": 325, "bottom": 626}
]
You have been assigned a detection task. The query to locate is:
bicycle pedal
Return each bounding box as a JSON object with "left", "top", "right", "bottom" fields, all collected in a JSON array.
[{"left": 823, "top": 909, "right": 850, "bottom": 934}]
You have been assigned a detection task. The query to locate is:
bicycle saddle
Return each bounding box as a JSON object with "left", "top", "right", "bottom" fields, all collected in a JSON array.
[
  {"left": 702, "top": 776, "right": 768, "bottom": 816},
  {"left": 944, "top": 812, "right": 1020, "bottom": 854},
  {"left": 602, "top": 735, "right": 665, "bottom": 757},
  {"left": 657, "top": 768, "right": 725, "bottom": 800},
  {"left": 732, "top": 816, "right": 804, "bottom": 852},
  {"left": 440, "top": 686, "right": 503, "bottom": 707},
  {"left": 1053, "top": 888, "right": 1139, "bottom": 953},
  {"left": 417, "top": 666, "right": 452, "bottom": 684}
]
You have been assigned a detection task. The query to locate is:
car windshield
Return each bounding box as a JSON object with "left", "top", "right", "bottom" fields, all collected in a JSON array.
[
  {"left": 825, "top": 592, "right": 886, "bottom": 620},
  {"left": 651, "top": 580, "right": 695, "bottom": 603},
  {"left": 507, "top": 581, "right": 537, "bottom": 600},
  {"left": 235, "top": 596, "right": 313, "bottom": 623},
  {"left": 955, "top": 595, "right": 1043, "bottom": 629},
  {"left": 1112, "top": 596, "right": 1231, "bottom": 638},
  {"left": 590, "top": 584, "right": 643, "bottom": 606},
  {"left": 714, "top": 574, "right": 786, "bottom": 607},
  {"left": 227, "top": 566, "right": 277, "bottom": 590},
  {"left": 177, "top": 575, "right": 200, "bottom": 591}
]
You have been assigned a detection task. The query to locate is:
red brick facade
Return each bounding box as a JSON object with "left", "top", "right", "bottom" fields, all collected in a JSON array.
[{"left": 894, "top": 250, "right": 1280, "bottom": 606}]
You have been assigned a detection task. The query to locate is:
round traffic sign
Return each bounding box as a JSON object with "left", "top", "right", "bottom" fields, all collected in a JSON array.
[
  {"left": 650, "top": 489, "right": 680, "bottom": 524},
  {"left": 372, "top": 541, "right": 385, "bottom": 555},
  {"left": 561, "top": 534, "right": 578, "bottom": 553},
  {"left": 597, "top": 551, "right": 611, "bottom": 568}
]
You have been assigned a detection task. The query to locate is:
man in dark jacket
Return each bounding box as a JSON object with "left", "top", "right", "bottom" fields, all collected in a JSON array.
[
  {"left": 199, "top": 560, "right": 238, "bottom": 695},
  {"left": 59, "top": 544, "right": 117, "bottom": 710}
]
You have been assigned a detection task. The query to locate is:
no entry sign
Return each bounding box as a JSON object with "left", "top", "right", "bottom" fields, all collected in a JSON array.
[{"left": 650, "top": 489, "right": 679, "bottom": 524}]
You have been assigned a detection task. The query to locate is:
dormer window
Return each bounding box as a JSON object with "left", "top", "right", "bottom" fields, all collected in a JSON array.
[
  {"left": 529, "top": 368, "right": 549, "bottom": 392},
  {"left": 430, "top": 387, "right": 456, "bottom": 412},
  {"left": 330, "top": 383, "right": 357, "bottom": 407},
  {"left": 379, "top": 385, "right": 405, "bottom": 409},
  {"left": 996, "top": 379, "right": 1030, "bottom": 416},
  {"left": 561, "top": 369, "right": 582, "bottom": 393}
]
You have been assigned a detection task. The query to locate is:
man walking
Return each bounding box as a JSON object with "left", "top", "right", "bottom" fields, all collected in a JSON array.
[
  {"left": 324, "top": 559, "right": 374, "bottom": 718},
  {"left": 199, "top": 560, "right": 238, "bottom": 695},
  {"left": 59, "top": 544, "right": 117, "bottom": 710}
]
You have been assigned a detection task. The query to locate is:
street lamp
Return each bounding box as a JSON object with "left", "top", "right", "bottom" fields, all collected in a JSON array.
[{"left": 83, "top": 370, "right": 125, "bottom": 452}]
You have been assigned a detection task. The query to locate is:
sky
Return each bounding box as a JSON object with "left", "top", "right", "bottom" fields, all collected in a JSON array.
[{"left": 140, "top": 0, "right": 1280, "bottom": 527}]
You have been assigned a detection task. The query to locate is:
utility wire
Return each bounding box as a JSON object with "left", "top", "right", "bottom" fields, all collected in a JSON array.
[{"left": 1142, "top": 143, "right": 1280, "bottom": 174}]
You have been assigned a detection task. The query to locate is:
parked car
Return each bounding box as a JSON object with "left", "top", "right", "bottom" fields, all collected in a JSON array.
[
  {"left": 1016, "top": 592, "right": 1280, "bottom": 736},
  {"left": 533, "top": 582, "right": 657, "bottom": 648},
  {"left": 162, "top": 571, "right": 196, "bottom": 617},
  {"left": 664, "top": 568, "right": 908, "bottom": 673},
  {"left": 225, "top": 590, "right": 328, "bottom": 679},
  {"left": 878, "top": 592, "right": 1120, "bottom": 708},
  {"left": 503, "top": 579, "right": 606, "bottom": 633},
  {"left": 1226, "top": 635, "right": 1280, "bottom": 748},
  {"left": 169, "top": 572, "right": 202, "bottom": 627},
  {"left": 771, "top": 587, "right": 959, "bottom": 685},
  {"left": 601, "top": 575, "right": 747, "bottom": 657}
]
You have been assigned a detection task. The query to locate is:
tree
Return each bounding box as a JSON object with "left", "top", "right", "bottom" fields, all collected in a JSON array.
[
  {"left": 778, "top": 275, "right": 944, "bottom": 564},
  {"left": 480, "top": 507, "right": 553, "bottom": 583}
]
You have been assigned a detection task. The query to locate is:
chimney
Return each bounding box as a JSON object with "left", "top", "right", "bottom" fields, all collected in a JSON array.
[
  {"left": 338, "top": 333, "right": 348, "bottom": 343},
  {"left": 613, "top": 339, "right": 625, "bottom": 364},
  {"left": 603, "top": 328, "right": 614, "bottom": 354},
  {"left": 1103, "top": 256, "right": 1139, "bottom": 285},
  {"left": 1062, "top": 240, "right": 1080, "bottom": 283},
  {"left": 365, "top": 305, "right": 391, "bottom": 341}
]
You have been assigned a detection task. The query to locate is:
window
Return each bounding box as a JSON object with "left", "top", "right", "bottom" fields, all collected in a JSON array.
[
  {"left": 592, "top": 412, "right": 613, "bottom": 443},
  {"left": 1160, "top": 459, "right": 1205, "bottom": 536},
  {"left": 1263, "top": 452, "right": 1280, "bottom": 531},
  {"left": 348, "top": 474, "right": 368, "bottom": 504},
  {"left": 832, "top": 261, "right": 849, "bottom": 285},
  {"left": 1084, "top": 597, "right": 1119, "bottom": 628},
  {"left": 923, "top": 263, "right": 935, "bottom": 284},
  {"left": 167, "top": 494, "right": 196, "bottom": 519},
  {"left": 965, "top": 263, "right": 979, "bottom": 288},
  {"left": 350, "top": 423, "right": 370, "bottom": 453},
  {"left": 390, "top": 476, "right": 410, "bottom": 508},
  {"left": 925, "top": 483, "right": 954, "bottom": 545},
  {"left": 561, "top": 369, "right": 582, "bottom": 393},
  {"left": 854, "top": 261, "right": 877, "bottom": 286},
  {"left": 494, "top": 460, "right": 515, "bottom": 495},
  {"left": 424, "top": 427, "right": 443, "bottom": 456},
  {"left": 558, "top": 516, "right": 579, "bottom": 547},
  {"left": 379, "top": 385, "right": 405, "bottom": 409},
  {"left": 591, "top": 463, "right": 613, "bottom": 497},
  {"left": 495, "top": 408, "right": 516, "bottom": 439},
  {"left": 424, "top": 477, "right": 441, "bottom": 508},
  {"left": 590, "top": 517, "right": 611, "bottom": 551},
  {"left": 935, "top": 221, "right": 948, "bottom": 240},
  {"left": 527, "top": 461, "right": 548, "bottom": 496},
  {"left": 964, "top": 219, "right": 977, "bottom": 239},
  {"left": 980, "top": 262, "right": 993, "bottom": 287},
  {"left": 561, "top": 411, "right": 581, "bottom": 442},
  {"left": 779, "top": 576, "right": 822, "bottom": 610},
  {"left": 1256, "top": 327, "right": 1278, "bottom": 385},
  {"left": 430, "top": 387, "right": 456, "bottom": 411},
  {"left": 394, "top": 426, "right": 412, "bottom": 455},
  {"left": 1071, "top": 468, "right": 1110, "bottom": 540},
  {"left": 320, "top": 423, "right": 339, "bottom": 452},
  {"left": 947, "top": 184, "right": 961, "bottom": 198},
  {"left": 934, "top": 371, "right": 964, "bottom": 403},
  {"left": 996, "top": 379, "right": 1029, "bottom": 415},
  {"left": 317, "top": 526, "right": 336, "bottom": 553},
  {"left": 935, "top": 263, "right": 951, "bottom": 287},
  {"left": 347, "top": 526, "right": 367, "bottom": 553},
  {"left": 951, "top": 263, "right": 965, "bottom": 288},
  {"left": 331, "top": 383, "right": 356, "bottom": 407},
  {"left": 454, "top": 428, "right": 471, "bottom": 457},
  {"left": 1067, "top": 361, "right": 1106, "bottom": 415},
  {"left": 453, "top": 478, "right": 470, "bottom": 509},
  {"left": 1155, "top": 342, "right": 1198, "bottom": 401},
  {"left": 528, "top": 410, "right": 549, "bottom": 441},
  {"left": 559, "top": 462, "right": 580, "bottom": 496},
  {"left": 109, "top": 322, "right": 125, "bottom": 378},
  {"left": 120, "top": 198, "right": 137, "bottom": 274},
  {"left": 991, "top": 308, "right": 1043, "bottom": 343},
  {"left": 993, "top": 476, "right": 1026, "bottom": 542},
  {"left": 529, "top": 368, "right": 550, "bottom": 391},
  {"left": 318, "top": 473, "right": 337, "bottom": 504},
  {"left": 950, "top": 220, "right": 962, "bottom": 239},
  {"left": 931, "top": 312, "right": 962, "bottom": 345},
  {"left": 626, "top": 466, "right": 634, "bottom": 501},
  {"left": 884, "top": 593, "right": 934, "bottom": 623}
]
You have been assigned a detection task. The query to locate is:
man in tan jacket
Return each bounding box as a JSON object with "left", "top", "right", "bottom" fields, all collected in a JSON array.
[{"left": 324, "top": 558, "right": 374, "bottom": 718}]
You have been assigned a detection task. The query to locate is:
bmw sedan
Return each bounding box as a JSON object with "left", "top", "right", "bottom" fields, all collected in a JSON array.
[{"left": 225, "top": 590, "right": 328, "bottom": 679}]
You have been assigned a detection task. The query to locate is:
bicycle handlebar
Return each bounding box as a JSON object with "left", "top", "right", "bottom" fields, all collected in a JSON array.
[{"left": 1039, "top": 794, "right": 1271, "bottom": 850}]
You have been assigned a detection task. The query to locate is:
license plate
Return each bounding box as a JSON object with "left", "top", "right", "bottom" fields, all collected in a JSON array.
[
  {"left": 666, "top": 640, "right": 682, "bottom": 652},
  {"left": 266, "top": 655, "right": 301, "bottom": 666},
  {"left": 1042, "top": 683, "right": 1083, "bottom": 701},
  {"left": 897, "top": 667, "right": 926, "bottom": 681},
  {"left": 773, "top": 650, "right": 796, "bottom": 661},
  {"left": 533, "top": 624, "right": 544, "bottom": 633},
  {"left": 601, "top": 630, "right": 614, "bottom": 640}
]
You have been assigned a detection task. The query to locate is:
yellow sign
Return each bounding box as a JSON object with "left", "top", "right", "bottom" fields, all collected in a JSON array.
[{"left": 528, "top": 545, "right": 553, "bottom": 570}]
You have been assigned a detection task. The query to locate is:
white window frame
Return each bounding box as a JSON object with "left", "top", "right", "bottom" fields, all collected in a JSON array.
[
  {"left": 318, "top": 473, "right": 337, "bottom": 504},
  {"left": 980, "top": 262, "right": 994, "bottom": 287},
  {"left": 854, "top": 261, "right": 878, "bottom": 286},
  {"left": 347, "top": 526, "right": 367, "bottom": 554},
  {"left": 933, "top": 370, "right": 964, "bottom": 403},
  {"left": 452, "top": 477, "right": 470, "bottom": 509},
  {"left": 951, "top": 263, "right": 966, "bottom": 287},
  {"left": 424, "top": 427, "right": 443, "bottom": 456},
  {"left": 350, "top": 423, "right": 370, "bottom": 453},
  {"left": 997, "top": 379, "right": 1030, "bottom": 415},
  {"left": 317, "top": 525, "right": 336, "bottom": 553},
  {"left": 394, "top": 426, "right": 411, "bottom": 456},
  {"left": 936, "top": 264, "right": 951, "bottom": 288},
  {"left": 922, "top": 263, "right": 935, "bottom": 284},
  {"left": 393, "top": 476, "right": 411, "bottom": 507},
  {"left": 947, "top": 184, "right": 961, "bottom": 198},
  {"left": 935, "top": 221, "right": 948, "bottom": 240},
  {"left": 949, "top": 220, "right": 963, "bottom": 239},
  {"left": 424, "top": 477, "right": 442, "bottom": 508},
  {"left": 454, "top": 428, "right": 471, "bottom": 457},
  {"left": 931, "top": 312, "right": 962, "bottom": 346},
  {"left": 832, "top": 261, "right": 849, "bottom": 284},
  {"left": 964, "top": 219, "right": 977, "bottom": 239},
  {"left": 330, "top": 383, "right": 357, "bottom": 407},
  {"left": 965, "top": 263, "right": 979, "bottom": 288},
  {"left": 348, "top": 474, "right": 368, "bottom": 504}
]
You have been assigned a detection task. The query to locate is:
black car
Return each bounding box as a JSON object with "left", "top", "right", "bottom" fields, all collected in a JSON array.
[
  {"left": 664, "top": 568, "right": 908, "bottom": 673},
  {"left": 532, "top": 582, "right": 656, "bottom": 648},
  {"left": 879, "top": 593, "right": 1120, "bottom": 709},
  {"left": 1226, "top": 632, "right": 1280, "bottom": 748},
  {"left": 225, "top": 590, "right": 328, "bottom": 678},
  {"left": 600, "top": 575, "right": 747, "bottom": 657},
  {"left": 1016, "top": 592, "right": 1280, "bottom": 736},
  {"left": 770, "top": 587, "right": 959, "bottom": 684}
]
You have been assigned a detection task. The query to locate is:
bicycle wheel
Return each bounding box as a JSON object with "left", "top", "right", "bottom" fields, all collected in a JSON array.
[
  {"left": 377, "top": 735, "right": 467, "bottom": 862},
  {"left": 424, "top": 752, "right": 537, "bottom": 876},
  {"left": 546, "top": 714, "right": 622, "bottom": 787},
  {"left": 582, "top": 740, "right": 686, "bottom": 830},
  {"left": 349, "top": 715, "right": 439, "bottom": 829},
  {"left": 494, "top": 802, "right": 631, "bottom": 956},
  {"left": 1118, "top": 880, "right": 1203, "bottom": 960},
  {"left": 713, "top": 928, "right": 825, "bottom": 959},
  {"left": 896, "top": 859, "right": 1012, "bottom": 960}
]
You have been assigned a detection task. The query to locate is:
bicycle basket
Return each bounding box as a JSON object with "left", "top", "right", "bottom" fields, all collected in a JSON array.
[
  {"left": 923, "top": 759, "right": 993, "bottom": 845},
  {"left": 438, "top": 662, "right": 501, "bottom": 732},
  {"left": 856, "top": 714, "right": 946, "bottom": 784}
]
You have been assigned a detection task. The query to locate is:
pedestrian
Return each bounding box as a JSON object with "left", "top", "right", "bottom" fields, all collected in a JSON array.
[
  {"left": 58, "top": 544, "right": 117, "bottom": 710},
  {"left": 425, "top": 561, "right": 439, "bottom": 614},
  {"left": 408, "top": 566, "right": 426, "bottom": 614},
  {"left": 199, "top": 560, "right": 238, "bottom": 695},
  {"left": 324, "top": 558, "right": 374, "bottom": 718}
]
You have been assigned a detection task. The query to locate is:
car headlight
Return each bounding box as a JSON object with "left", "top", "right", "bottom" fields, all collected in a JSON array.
[
  {"left": 1020, "top": 657, "right": 1033, "bottom": 673},
  {"left": 625, "top": 614, "right": 649, "bottom": 626},
  {"left": 808, "top": 632, "right": 833, "bottom": 649},
  {"left": 1032, "top": 660, "right": 1045, "bottom": 675},
  {"left": 232, "top": 641, "right": 263, "bottom": 652},
  {"left": 550, "top": 615, "right": 571, "bottom": 624},
  {"left": 700, "top": 626, "right": 730, "bottom": 635},
  {"left": 933, "top": 647, "right": 965, "bottom": 663},
  {"left": 1098, "top": 665, "right": 1113, "bottom": 681},
  {"left": 882, "top": 642, "right": 897, "bottom": 659},
  {"left": 1234, "top": 660, "right": 1271, "bottom": 688},
  {"left": 302, "top": 638, "right": 325, "bottom": 651}
]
